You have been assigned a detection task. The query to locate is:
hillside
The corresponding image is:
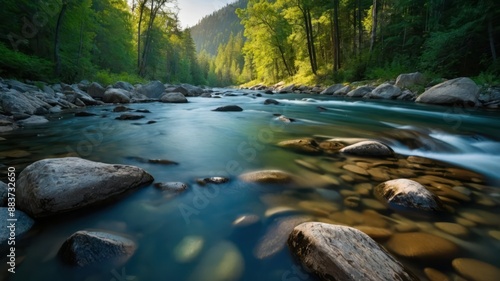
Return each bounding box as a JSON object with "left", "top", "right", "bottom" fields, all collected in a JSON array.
[{"left": 190, "top": 0, "right": 247, "bottom": 56}]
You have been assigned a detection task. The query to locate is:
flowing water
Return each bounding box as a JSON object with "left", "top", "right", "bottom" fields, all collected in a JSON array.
[{"left": 1, "top": 90, "right": 500, "bottom": 281}]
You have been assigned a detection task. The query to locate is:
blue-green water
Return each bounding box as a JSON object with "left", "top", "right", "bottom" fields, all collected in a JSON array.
[{"left": 1, "top": 91, "right": 500, "bottom": 280}]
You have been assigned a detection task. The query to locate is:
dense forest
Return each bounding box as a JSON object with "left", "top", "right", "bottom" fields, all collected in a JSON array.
[
  {"left": 1, "top": 0, "right": 499, "bottom": 87},
  {"left": 0, "top": 0, "right": 204, "bottom": 85}
]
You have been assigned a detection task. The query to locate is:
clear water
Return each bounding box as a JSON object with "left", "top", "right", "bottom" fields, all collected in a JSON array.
[{"left": 1, "top": 91, "right": 500, "bottom": 281}]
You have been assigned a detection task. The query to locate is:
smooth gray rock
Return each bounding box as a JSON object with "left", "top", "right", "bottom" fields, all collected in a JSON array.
[
  {"left": 4, "top": 80, "right": 38, "bottom": 92},
  {"left": 346, "top": 86, "right": 373, "bottom": 98},
  {"left": 397, "top": 90, "right": 417, "bottom": 101},
  {"left": 160, "top": 92, "right": 188, "bottom": 103},
  {"left": 0, "top": 90, "right": 51, "bottom": 115},
  {"left": 395, "top": 72, "right": 425, "bottom": 88},
  {"left": 17, "top": 157, "right": 154, "bottom": 218},
  {"left": 416, "top": 77, "right": 479, "bottom": 106},
  {"left": 374, "top": 179, "right": 444, "bottom": 213},
  {"left": 278, "top": 84, "right": 295, "bottom": 93},
  {"left": 288, "top": 222, "right": 419, "bottom": 281},
  {"left": 87, "top": 82, "right": 106, "bottom": 99},
  {"left": 136, "top": 80, "right": 166, "bottom": 99},
  {"left": 320, "top": 84, "right": 344, "bottom": 95},
  {"left": 59, "top": 230, "right": 136, "bottom": 267},
  {"left": 113, "top": 81, "right": 134, "bottom": 91},
  {"left": 17, "top": 115, "right": 49, "bottom": 125},
  {"left": 103, "top": 88, "right": 131, "bottom": 104},
  {"left": 334, "top": 85, "right": 352, "bottom": 95},
  {"left": 368, "top": 83, "right": 402, "bottom": 99},
  {"left": 0, "top": 207, "right": 34, "bottom": 245},
  {"left": 339, "top": 140, "right": 394, "bottom": 157},
  {"left": 0, "top": 116, "right": 18, "bottom": 132}
]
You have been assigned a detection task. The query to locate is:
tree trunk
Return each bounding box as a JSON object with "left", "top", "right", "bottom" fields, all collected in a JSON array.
[
  {"left": 137, "top": 1, "right": 146, "bottom": 72},
  {"left": 307, "top": 9, "right": 318, "bottom": 73},
  {"left": 488, "top": 15, "right": 497, "bottom": 61},
  {"left": 357, "top": 0, "right": 362, "bottom": 57},
  {"left": 54, "top": 2, "right": 68, "bottom": 77},
  {"left": 369, "top": 0, "right": 378, "bottom": 54},
  {"left": 332, "top": 0, "right": 341, "bottom": 72}
]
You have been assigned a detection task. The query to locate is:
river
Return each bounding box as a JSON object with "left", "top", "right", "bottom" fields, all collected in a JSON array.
[{"left": 1, "top": 89, "right": 499, "bottom": 280}]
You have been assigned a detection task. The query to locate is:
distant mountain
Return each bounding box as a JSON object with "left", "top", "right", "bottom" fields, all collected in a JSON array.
[{"left": 190, "top": 0, "right": 247, "bottom": 56}]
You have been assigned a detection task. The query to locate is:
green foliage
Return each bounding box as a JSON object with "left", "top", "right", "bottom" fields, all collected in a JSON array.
[
  {"left": 473, "top": 72, "right": 500, "bottom": 86},
  {"left": 93, "top": 70, "right": 146, "bottom": 87},
  {"left": 0, "top": 43, "right": 53, "bottom": 81}
]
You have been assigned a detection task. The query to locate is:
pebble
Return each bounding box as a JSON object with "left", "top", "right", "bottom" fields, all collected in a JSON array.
[
  {"left": 174, "top": 236, "right": 204, "bottom": 263},
  {"left": 452, "top": 186, "right": 472, "bottom": 196},
  {"left": 361, "top": 198, "right": 386, "bottom": 210},
  {"left": 340, "top": 174, "right": 354, "bottom": 182},
  {"left": 0, "top": 150, "right": 31, "bottom": 158},
  {"left": 354, "top": 183, "right": 372, "bottom": 196},
  {"left": 344, "top": 196, "right": 360, "bottom": 208},
  {"left": 424, "top": 267, "right": 451, "bottom": 281},
  {"left": 298, "top": 200, "right": 339, "bottom": 216},
  {"left": 488, "top": 230, "right": 500, "bottom": 240},
  {"left": 455, "top": 217, "right": 476, "bottom": 227},
  {"left": 367, "top": 168, "right": 391, "bottom": 181},
  {"left": 407, "top": 155, "right": 435, "bottom": 165},
  {"left": 452, "top": 258, "right": 500, "bottom": 281},
  {"left": 232, "top": 214, "right": 260, "bottom": 228},
  {"left": 354, "top": 226, "right": 393, "bottom": 241},
  {"left": 340, "top": 189, "right": 359, "bottom": 197},
  {"left": 343, "top": 164, "right": 369, "bottom": 175},
  {"left": 189, "top": 241, "right": 244, "bottom": 281},
  {"left": 458, "top": 209, "right": 500, "bottom": 226},
  {"left": 386, "top": 232, "right": 459, "bottom": 261},
  {"left": 394, "top": 223, "right": 419, "bottom": 233},
  {"left": 239, "top": 170, "right": 294, "bottom": 184},
  {"left": 434, "top": 222, "right": 468, "bottom": 238},
  {"left": 264, "top": 206, "right": 298, "bottom": 218},
  {"left": 294, "top": 159, "right": 323, "bottom": 174},
  {"left": 473, "top": 192, "right": 497, "bottom": 207}
]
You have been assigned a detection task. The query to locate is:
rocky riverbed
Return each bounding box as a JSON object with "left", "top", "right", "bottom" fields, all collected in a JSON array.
[{"left": 1, "top": 75, "right": 500, "bottom": 281}]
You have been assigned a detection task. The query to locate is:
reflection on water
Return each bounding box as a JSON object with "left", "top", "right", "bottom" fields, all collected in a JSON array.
[{"left": 1, "top": 92, "right": 500, "bottom": 281}]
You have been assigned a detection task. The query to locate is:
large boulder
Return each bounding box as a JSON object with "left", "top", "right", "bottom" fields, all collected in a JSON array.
[
  {"left": 103, "top": 88, "right": 131, "bottom": 104},
  {"left": 374, "top": 179, "right": 444, "bottom": 213},
  {"left": 160, "top": 92, "right": 188, "bottom": 103},
  {"left": 59, "top": 230, "right": 136, "bottom": 267},
  {"left": 288, "top": 223, "right": 419, "bottom": 281},
  {"left": 0, "top": 90, "right": 51, "bottom": 115},
  {"left": 86, "top": 82, "right": 106, "bottom": 99},
  {"left": 367, "top": 83, "right": 402, "bottom": 99},
  {"left": 416, "top": 77, "right": 479, "bottom": 106},
  {"left": 113, "top": 81, "right": 134, "bottom": 91},
  {"left": 395, "top": 72, "right": 425, "bottom": 88},
  {"left": 339, "top": 140, "right": 393, "bottom": 157},
  {"left": 1, "top": 207, "right": 34, "bottom": 245},
  {"left": 212, "top": 105, "right": 243, "bottom": 112},
  {"left": 16, "top": 115, "right": 49, "bottom": 125},
  {"left": 166, "top": 84, "right": 204, "bottom": 97},
  {"left": 320, "top": 84, "right": 344, "bottom": 95},
  {"left": 346, "top": 86, "right": 373, "bottom": 98},
  {"left": 62, "top": 84, "right": 101, "bottom": 106},
  {"left": 136, "top": 80, "right": 166, "bottom": 99},
  {"left": 3, "top": 79, "right": 38, "bottom": 92},
  {"left": 17, "top": 157, "right": 154, "bottom": 218}
]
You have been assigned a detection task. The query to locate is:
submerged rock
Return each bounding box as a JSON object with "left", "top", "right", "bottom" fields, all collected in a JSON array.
[
  {"left": 154, "top": 182, "right": 188, "bottom": 193},
  {"left": 115, "top": 114, "right": 145, "bottom": 120},
  {"left": 74, "top": 111, "right": 97, "bottom": 117},
  {"left": 264, "top": 99, "right": 280, "bottom": 105},
  {"left": 278, "top": 138, "right": 322, "bottom": 154},
  {"left": 287, "top": 222, "right": 418, "bottom": 281},
  {"left": 239, "top": 170, "right": 294, "bottom": 184},
  {"left": 339, "top": 140, "right": 393, "bottom": 157},
  {"left": 17, "top": 115, "right": 49, "bottom": 125},
  {"left": 452, "top": 258, "right": 500, "bottom": 281},
  {"left": 0, "top": 207, "right": 34, "bottom": 244},
  {"left": 254, "top": 215, "right": 310, "bottom": 259},
  {"left": 374, "top": 179, "right": 444, "bottom": 214},
  {"left": 196, "top": 177, "right": 229, "bottom": 185},
  {"left": 17, "top": 157, "right": 154, "bottom": 218},
  {"left": 174, "top": 236, "right": 204, "bottom": 263},
  {"left": 189, "top": 241, "right": 244, "bottom": 281},
  {"left": 386, "top": 232, "right": 459, "bottom": 261},
  {"left": 59, "top": 230, "right": 136, "bottom": 267},
  {"left": 212, "top": 105, "right": 243, "bottom": 112}
]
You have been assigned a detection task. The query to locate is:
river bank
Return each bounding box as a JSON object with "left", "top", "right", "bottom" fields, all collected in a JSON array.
[{"left": 1, "top": 75, "right": 500, "bottom": 281}]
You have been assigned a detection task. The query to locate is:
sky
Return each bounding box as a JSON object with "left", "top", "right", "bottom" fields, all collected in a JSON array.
[{"left": 177, "top": 0, "right": 235, "bottom": 28}]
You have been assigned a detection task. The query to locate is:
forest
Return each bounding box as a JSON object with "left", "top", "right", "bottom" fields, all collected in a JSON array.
[{"left": 1, "top": 0, "right": 499, "bottom": 87}]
